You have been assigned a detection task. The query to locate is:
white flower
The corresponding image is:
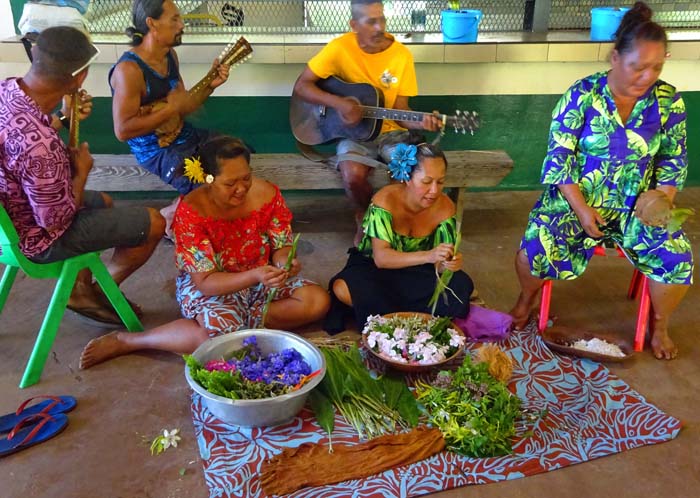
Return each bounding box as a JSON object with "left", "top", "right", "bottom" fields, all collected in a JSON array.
[
  {"left": 448, "top": 328, "right": 466, "bottom": 348},
  {"left": 367, "top": 331, "right": 380, "bottom": 348},
  {"left": 161, "top": 429, "right": 181, "bottom": 450},
  {"left": 393, "top": 327, "right": 407, "bottom": 341}
]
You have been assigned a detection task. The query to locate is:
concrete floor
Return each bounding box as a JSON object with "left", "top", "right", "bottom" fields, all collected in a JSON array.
[{"left": 1, "top": 189, "right": 698, "bottom": 498}]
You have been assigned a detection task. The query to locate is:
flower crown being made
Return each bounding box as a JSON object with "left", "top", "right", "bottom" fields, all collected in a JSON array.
[
  {"left": 183, "top": 156, "right": 214, "bottom": 184},
  {"left": 387, "top": 143, "right": 418, "bottom": 182}
]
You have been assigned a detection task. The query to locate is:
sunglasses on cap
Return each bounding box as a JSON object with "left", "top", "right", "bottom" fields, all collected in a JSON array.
[{"left": 71, "top": 45, "right": 101, "bottom": 77}]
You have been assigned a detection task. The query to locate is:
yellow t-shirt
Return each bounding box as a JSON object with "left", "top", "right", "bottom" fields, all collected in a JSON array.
[{"left": 307, "top": 32, "right": 418, "bottom": 134}]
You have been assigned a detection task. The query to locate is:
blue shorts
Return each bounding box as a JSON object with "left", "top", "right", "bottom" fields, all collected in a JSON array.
[{"left": 30, "top": 191, "right": 151, "bottom": 263}]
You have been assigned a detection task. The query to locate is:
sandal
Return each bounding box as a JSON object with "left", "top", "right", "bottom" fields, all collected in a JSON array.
[
  {"left": 0, "top": 413, "right": 68, "bottom": 458},
  {"left": 0, "top": 395, "right": 76, "bottom": 433},
  {"left": 67, "top": 304, "right": 122, "bottom": 326},
  {"left": 93, "top": 284, "right": 143, "bottom": 318}
]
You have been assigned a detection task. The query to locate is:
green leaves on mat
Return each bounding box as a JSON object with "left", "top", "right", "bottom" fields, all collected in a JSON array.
[
  {"left": 415, "top": 355, "right": 522, "bottom": 458},
  {"left": 308, "top": 389, "right": 335, "bottom": 452},
  {"left": 310, "top": 345, "right": 419, "bottom": 441}
]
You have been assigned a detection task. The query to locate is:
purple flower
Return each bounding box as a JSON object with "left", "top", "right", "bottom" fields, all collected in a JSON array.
[{"left": 225, "top": 337, "right": 312, "bottom": 387}]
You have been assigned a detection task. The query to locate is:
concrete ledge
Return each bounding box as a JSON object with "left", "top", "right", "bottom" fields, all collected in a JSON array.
[{"left": 3, "top": 31, "right": 700, "bottom": 64}]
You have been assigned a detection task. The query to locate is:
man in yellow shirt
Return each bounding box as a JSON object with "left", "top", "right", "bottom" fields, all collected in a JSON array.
[{"left": 293, "top": 0, "right": 441, "bottom": 244}]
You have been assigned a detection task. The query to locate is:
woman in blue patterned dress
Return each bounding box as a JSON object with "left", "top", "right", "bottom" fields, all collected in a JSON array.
[{"left": 510, "top": 2, "right": 693, "bottom": 360}]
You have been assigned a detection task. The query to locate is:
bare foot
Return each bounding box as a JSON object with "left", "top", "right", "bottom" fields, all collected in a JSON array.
[
  {"left": 352, "top": 214, "right": 365, "bottom": 247},
  {"left": 509, "top": 294, "right": 534, "bottom": 330},
  {"left": 651, "top": 331, "right": 678, "bottom": 360},
  {"left": 353, "top": 228, "right": 364, "bottom": 247},
  {"left": 80, "top": 332, "right": 132, "bottom": 369}
]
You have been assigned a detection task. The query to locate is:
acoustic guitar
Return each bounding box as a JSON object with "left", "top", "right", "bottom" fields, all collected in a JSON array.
[
  {"left": 140, "top": 36, "right": 253, "bottom": 148},
  {"left": 290, "top": 76, "right": 480, "bottom": 146}
]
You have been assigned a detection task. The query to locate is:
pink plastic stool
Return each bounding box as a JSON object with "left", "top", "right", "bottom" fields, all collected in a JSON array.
[{"left": 538, "top": 245, "right": 651, "bottom": 352}]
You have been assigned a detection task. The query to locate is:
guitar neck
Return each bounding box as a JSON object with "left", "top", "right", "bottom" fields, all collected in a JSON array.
[
  {"left": 187, "top": 38, "right": 252, "bottom": 99},
  {"left": 361, "top": 106, "right": 440, "bottom": 124},
  {"left": 189, "top": 69, "right": 217, "bottom": 99},
  {"left": 68, "top": 90, "right": 80, "bottom": 149}
]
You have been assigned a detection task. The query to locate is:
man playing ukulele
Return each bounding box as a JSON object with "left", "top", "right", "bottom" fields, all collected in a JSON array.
[
  {"left": 109, "top": 0, "right": 230, "bottom": 231},
  {"left": 293, "top": 0, "right": 442, "bottom": 245}
]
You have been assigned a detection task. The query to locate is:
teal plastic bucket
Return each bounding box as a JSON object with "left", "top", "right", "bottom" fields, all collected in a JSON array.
[
  {"left": 441, "top": 9, "right": 483, "bottom": 43},
  {"left": 590, "top": 7, "right": 630, "bottom": 41}
]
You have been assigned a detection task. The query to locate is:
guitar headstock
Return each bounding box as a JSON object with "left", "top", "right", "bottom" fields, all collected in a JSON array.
[
  {"left": 218, "top": 36, "right": 253, "bottom": 67},
  {"left": 447, "top": 110, "right": 480, "bottom": 135}
]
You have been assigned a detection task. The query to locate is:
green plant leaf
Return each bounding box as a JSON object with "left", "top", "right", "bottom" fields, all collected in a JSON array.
[
  {"left": 396, "top": 388, "right": 420, "bottom": 427},
  {"left": 308, "top": 389, "right": 335, "bottom": 441}
]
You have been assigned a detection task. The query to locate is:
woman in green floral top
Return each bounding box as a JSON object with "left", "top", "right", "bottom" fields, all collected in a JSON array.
[
  {"left": 324, "top": 143, "right": 474, "bottom": 333},
  {"left": 510, "top": 3, "right": 693, "bottom": 360},
  {"left": 81, "top": 137, "right": 330, "bottom": 368}
]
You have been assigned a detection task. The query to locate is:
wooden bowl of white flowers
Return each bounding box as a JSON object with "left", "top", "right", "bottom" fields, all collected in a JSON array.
[{"left": 361, "top": 312, "right": 466, "bottom": 373}]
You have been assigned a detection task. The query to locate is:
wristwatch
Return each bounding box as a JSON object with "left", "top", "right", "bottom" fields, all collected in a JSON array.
[{"left": 56, "top": 110, "right": 70, "bottom": 129}]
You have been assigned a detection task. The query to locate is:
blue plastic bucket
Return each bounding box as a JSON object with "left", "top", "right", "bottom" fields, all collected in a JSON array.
[
  {"left": 441, "top": 9, "right": 483, "bottom": 43},
  {"left": 590, "top": 7, "right": 630, "bottom": 41}
]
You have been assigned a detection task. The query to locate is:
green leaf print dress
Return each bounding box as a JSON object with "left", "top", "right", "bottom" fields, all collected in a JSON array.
[{"left": 520, "top": 72, "right": 693, "bottom": 285}]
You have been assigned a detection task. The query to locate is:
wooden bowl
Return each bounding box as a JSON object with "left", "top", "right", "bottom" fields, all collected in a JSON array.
[
  {"left": 541, "top": 326, "right": 634, "bottom": 363},
  {"left": 362, "top": 312, "right": 466, "bottom": 373}
]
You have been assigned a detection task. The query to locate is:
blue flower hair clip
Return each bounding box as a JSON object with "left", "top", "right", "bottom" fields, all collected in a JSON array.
[{"left": 388, "top": 143, "right": 418, "bottom": 182}]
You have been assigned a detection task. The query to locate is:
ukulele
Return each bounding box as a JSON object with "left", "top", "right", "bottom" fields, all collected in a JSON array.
[
  {"left": 140, "top": 36, "right": 253, "bottom": 148},
  {"left": 68, "top": 90, "right": 80, "bottom": 149},
  {"left": 290, "top": 76, "right": 480, "bottom": 145}
]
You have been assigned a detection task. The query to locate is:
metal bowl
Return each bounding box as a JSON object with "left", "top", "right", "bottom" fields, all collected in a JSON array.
[
  {"left": 184, "top": 329, "right": 326, "bottom": 427},
  {"left": 363, "top": 312, "right": 466, "bottom": 373}
]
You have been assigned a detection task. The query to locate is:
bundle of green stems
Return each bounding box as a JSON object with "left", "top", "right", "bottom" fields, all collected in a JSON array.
[
  {"left": 260, "top": 233, "right": 300, "bottom": 326},
  {"left": 427, "top": 222, "right": 462, "bottom": 315}
]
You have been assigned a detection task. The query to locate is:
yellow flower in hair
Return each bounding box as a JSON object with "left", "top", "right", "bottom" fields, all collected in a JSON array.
[{"left": 183, "top": 156, "right": 205, "bottom": 184}]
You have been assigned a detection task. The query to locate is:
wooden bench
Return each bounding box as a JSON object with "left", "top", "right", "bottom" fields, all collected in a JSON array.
[{"left": 87, "top": 151, "right": 513, "bottom": 213}]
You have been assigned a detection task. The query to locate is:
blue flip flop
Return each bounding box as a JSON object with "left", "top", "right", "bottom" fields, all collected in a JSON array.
[
  {"left": 0, "top": 413, "right": 69, "bottom": 458},
  {"left": 0, "top": 396, "right": 77, "bottom": 433}
]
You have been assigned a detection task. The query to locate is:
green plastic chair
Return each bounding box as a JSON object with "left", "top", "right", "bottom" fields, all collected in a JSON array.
[{"left": 0, "top": 204, "right": 143, "bottom": 388}]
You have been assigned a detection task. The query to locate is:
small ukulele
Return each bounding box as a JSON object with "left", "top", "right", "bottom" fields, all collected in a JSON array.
[{"left": 140, "top": 36, "right": 253, "bottom": 148}]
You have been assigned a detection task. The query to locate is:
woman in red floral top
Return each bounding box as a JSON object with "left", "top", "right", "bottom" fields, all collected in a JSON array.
[{"left": 80, "top": 137, "right": 330, "bottom": 368}]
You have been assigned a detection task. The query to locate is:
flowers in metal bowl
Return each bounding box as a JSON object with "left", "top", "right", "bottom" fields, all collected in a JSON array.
[
  {"left": 185, "top": 336, "right": 319, "bottom": 400},
  {"left": 362, "top": 313, "right": 466, "bottom": 370}
]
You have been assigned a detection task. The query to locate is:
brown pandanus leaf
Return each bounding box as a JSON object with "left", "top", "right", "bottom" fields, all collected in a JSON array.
[{"left": 634, "top": 190, "right": 673, "bottom": 227}]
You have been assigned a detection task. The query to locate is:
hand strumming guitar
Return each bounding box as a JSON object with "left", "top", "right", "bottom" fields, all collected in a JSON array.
[
  {"left": 338, "top": 97, "right": 363, "bottom": 125},
  {"left": 166, "top": 86, "right": 193, "bottom": 116}
]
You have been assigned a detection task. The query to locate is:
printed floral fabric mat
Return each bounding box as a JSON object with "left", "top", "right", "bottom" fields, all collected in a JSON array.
[{"left": 191, "top": 325, "right": 681, "bottom": 498}]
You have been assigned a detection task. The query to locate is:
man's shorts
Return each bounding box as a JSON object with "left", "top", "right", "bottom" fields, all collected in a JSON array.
[
  {"left": 30, "top": 191, "right": 151, "bottom": 264},
  {"left": 333, "top": 130, "right": 415, "bottom": 170}
]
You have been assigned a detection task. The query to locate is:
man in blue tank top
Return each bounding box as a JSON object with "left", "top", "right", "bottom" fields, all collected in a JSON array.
[{"left": 109, "top": 0, "right": 230, "bottom": 198}]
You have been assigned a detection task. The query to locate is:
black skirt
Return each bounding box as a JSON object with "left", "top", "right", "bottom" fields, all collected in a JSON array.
[{"left": 323, "top": 248, "right": 474, "bottom": 334}]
